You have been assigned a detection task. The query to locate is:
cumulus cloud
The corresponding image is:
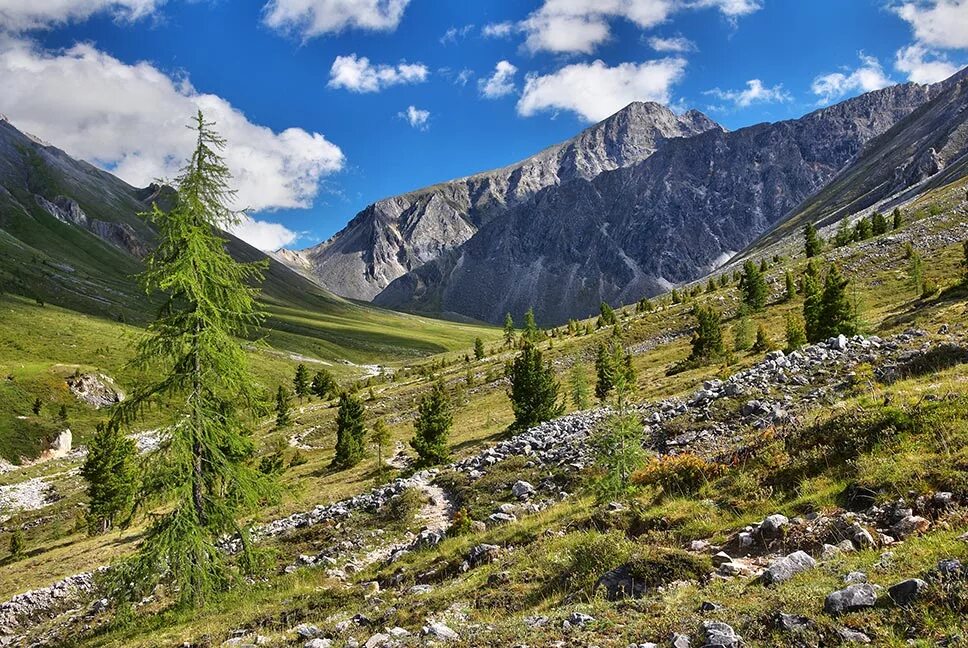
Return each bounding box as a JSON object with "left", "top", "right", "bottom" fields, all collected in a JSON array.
[
  {"left": 811, "top": 54, "right": 893, "bottom": 104},
  {"left": 262, "top": 0, "right": 410, "bottom": 39},
  {"left": 398, "top": 105, "right": 430, "bottom": 130},
  {"left": 895, "top": 43, "right": 959, "bottom": 83},
  {"left": 703, "top": 78, "right": 791, "bottom": 108},
  {"left": 0, "top": 37, "right": 344, "bottom": 248},
  {"left": 647, "top": 35, "right": 697, "bottom": 52},
  {"left": 517, "top": 57, "right": 687, "bottom": 122},
  {"left": 327, "top": 53, "right": 428, "bottom": 92},
  {"left": 479, "top": 60, "right": 518, "bottom": 98},
  {"left": 894, "top": 0, "right": 968, "bottom": 50},
  {"left": 226, "top": 215, "right": 300, "bottom": 251},
  {"left": 517, "top": 0, "right": 761, "bottom": 54},
  {"left": 0, "top": 0, "right": 163, "bottom": 31}
]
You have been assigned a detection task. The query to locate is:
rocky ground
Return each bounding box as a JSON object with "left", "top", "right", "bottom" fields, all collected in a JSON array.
[{"left": 6, "top": 330, "right": 964, "bottom": 647}]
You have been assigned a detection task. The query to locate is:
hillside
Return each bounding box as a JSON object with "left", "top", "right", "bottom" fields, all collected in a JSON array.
[{"left": 0, "top": 167, "right": 966, "bottom": 647}]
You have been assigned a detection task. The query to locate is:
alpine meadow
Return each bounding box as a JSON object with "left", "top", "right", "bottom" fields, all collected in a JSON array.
[{"left": 2, "top": 2, "right": 968, "bottom": 647}]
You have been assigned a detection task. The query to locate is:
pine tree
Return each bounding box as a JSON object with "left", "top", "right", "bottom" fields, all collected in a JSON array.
[
  {"left": 506, "top": 343, "right": 563, "bottom": 430},
  {"left": 784, "top": 270, "right": 797, "bottom": 301},
  {"left": 293, "top": 363, "right": 310, "bottom": 399},
  {"left": 759, "top": 258, "right": 769, "bottom": 272},
  {"left": 569, "top": 364, "right": 590, "bottom": 410},
  {"left": 802, "top": 261, "right": 823, "bottom": 342},
  {"left": 834, "top": 218, "right": 853, "bottom": 247},
  {"left": 31, "top": 398, "right": 41, "bottom": 416},
  {"left": 671, "top": 288, "right": 682, "bottom": 304},
  {"left": 871, "top": 211, "right": 888, "bottom": 236},
  {"left": 804, "top": 223, "right": 823, "bottom": 258},
  {"left": 370, "top": 418, "right": 392, "bottom": 480},
  {"left": 275, "top": 385, "right": 292, "bottom": 427},
  {"left": 740, "top": 260, "right": 768, "bottom": 311},
  {"left": 719, "top": 274, "right": 729, "bottom": 288},
  {"left": 108, "top": 112, "right": 273, "bottom": 607},
  {"left": 752, "top": 324, "right": 773, "bottom": 353},
  {"left": 706, "top": 278, "right": 716, "bottom": 293},
  {"left": 411, "top": 381, "right": 452, "bottom": 467},
  {"left": 636, "top": 297, "right": 654, "bottom": 313},
  {"left": 817, "top": 265, "right": 857, "bottom": 339},
  {"left": 81, "top": 421, "right": 136, "bottom": 535},
  {"left": 594, "top": 342, "right": 615, "bottom": 401},
  {"left": 473, "top": 337, "right": 486, "bottom": 361},
  {"left": 8, "top": 531, "right": 23, "bottom": 559},
  {"left": 57, "top": 404, "right": 68, "bottom": 424},
  {"left": 853, "top": 216, "right": 873, "bottom": 241},
  {"left": 522, "top": 307, "right": 539, "bottom": 344},
  {"left": 689, "top": 305, "right": 724, "bottom": 362},
  {"left": 909, "top": 250, "right": 924, "bottom": 296},
  {"left": 892, "top": 208, "right": 903, "bottom": 230},
  {"left": 332, "top": 391, "right": 366, "bottom": 469},
  {"left": 311, "top": 369, "right": 336, "bottom": 399},
  {"left": 597, "top": 302, "right": 617, "bottom": 327},
  {"left": 733, "top": 316, "right": 754, "bottom": 351},
  {"left": 784, "top": 314, "right": 807, "bottom": 352},
  {"left": 503, "top": 313, "right": 516, "bottom": 348}
]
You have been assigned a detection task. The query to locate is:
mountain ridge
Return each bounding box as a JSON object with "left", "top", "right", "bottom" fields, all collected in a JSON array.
[{"left": 283, "top": 102, "right": 721, "bottom": 300}]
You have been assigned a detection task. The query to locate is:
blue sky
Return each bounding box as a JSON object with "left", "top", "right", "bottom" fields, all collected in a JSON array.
[{"left": 0, "top": 0, "right": 965, "bottom": 250}]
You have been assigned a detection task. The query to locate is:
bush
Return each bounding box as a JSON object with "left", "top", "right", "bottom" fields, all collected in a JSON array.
[
  {"left": 565, "top": 530, "right": 633, "bottom": 592},
  {"left": 448, "top": 507, "right": 474, "bottom": 537},
  {"left": 383, "top": 487, "right": 424, "bottom": 525},
  {"left": 632, "top": 453, "right": 724, "bottom": 496},
  {"left": 624, "top": 547, "right": 711, "bottom": 589}
]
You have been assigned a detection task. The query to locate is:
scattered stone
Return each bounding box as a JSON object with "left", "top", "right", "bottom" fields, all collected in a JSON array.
[
  {"left": 670, "top": 633, "right": 691, "bottom": 648},
  {"left": 467, "top": 543, "right": 501, "bottom": 567},
  {"left": 565, "top": 612, "right": 595, "bottom": 628},
  {"left": 422, "top": 622, "right": 458, "bottom": 642},
  {"left": 837, "top": 627, "right": 871, "bottom": 643},
  {"left": 844, "top": 571, "right": 867, "bottom": 584},
  {"left": 824, "top": 584, "right": 878, "bottom": 615},
  {"left": 700, "top": 620, "right": 741, "bottom": 647},
  {"left": 511, "top": 481, "right": 535, "bottom": 499},
  {"left": 888, "top": 578, "right": 928, "bottom": 606},
  {"left": 761, "top": 551, "right": 816, "bottom": 585},
  {"left": 711, "top": 552, "right": 732, "bottom": 568},
  {"left": 759, "top": 514, "right": 789, "bottom": 537},
  {"left": 773, "top": 613, "right": 813, "bottom": 634}
]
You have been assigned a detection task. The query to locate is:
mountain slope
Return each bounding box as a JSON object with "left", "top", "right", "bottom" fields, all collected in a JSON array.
[
  {"left": 287, "top": 103, "right": 719, "bottom": 300},
  {"left": 374, "top": 76, "right": 959, "bottom": 325},
  {"left": 0, "top": 117, "right": 496, "bottom": 362},
  {"left": 747, "top": 66, "right": 968, "bottom": 252}
]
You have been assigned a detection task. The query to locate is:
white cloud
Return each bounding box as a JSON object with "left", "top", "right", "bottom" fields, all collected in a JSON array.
[
  {"left": 0, "top": 0, "right": 163, "bottom": 31},
  {"left": 0, "top": 37, "right": 344, "bottom": 221},
  {"left": 894, "top": 0, "right": 968, "bottom": 50},
  {"left": 440, "top": 23, "right": 474, "bottom": 44},
  {"left": 811, "top": 54, "right": 893, "bottom": 104},
  {"left": 647, "top": 35, "right": 697, "bottom": 52},
  {"left": 225, "top": 214, "right": 300, "bottom": 251},
  {"left": 478, "top": 60, "right": 518, "bottom": 98},
  {"left": 262, "top": 0, "right": 410, "bottom": 39},
  {"left": 398, "top": 105, "right": 430, "bottom": 130},
  {"left": 703, "top": 78, "right": 791, "bottom": 108},
  {"left": 895, "top": 43, "right": 959, "bottom": 83},
  {"left": 517, "top": 0, "right": 761, "bottom": 54},
  {"left": 517, "top": 57, "right": 687, "bottom": 122},
  {"left": 327, "top": 53, "right": 428, "bottom": 93},
  {"left": 481, "top": 21, "right": 515, "bottom": 38}
]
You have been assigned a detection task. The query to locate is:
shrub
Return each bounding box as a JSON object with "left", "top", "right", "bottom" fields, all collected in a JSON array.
[
  {"left": 632, "top": 453, "right": 724, "bottom": 496},
  {"left": 565, "top": 530, "right": 633, "bottom": 593},
  {"left": 383, "top": 487, "right": 424, "bottom": 525},
  {"left": 448, "top": 507, "right": 474, "bottom": 537},
  {"left": 624, "top": 547, "right": 711, "bottom": 589}
]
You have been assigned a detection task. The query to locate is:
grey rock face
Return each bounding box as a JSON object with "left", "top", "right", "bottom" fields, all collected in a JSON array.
[
  {"left": 287, "top": 103, "right": 719, "bottom": 300},
  {"left": 824, "top": 584, "right": 878, "bottom": 615},
  {"left": 376, "top": 76, "right": 960, "bottom": 324}
]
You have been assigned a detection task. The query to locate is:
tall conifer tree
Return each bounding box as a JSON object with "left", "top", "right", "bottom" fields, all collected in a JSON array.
[{"left": 109, "top": 112, "right": 273, "bottom": 607}]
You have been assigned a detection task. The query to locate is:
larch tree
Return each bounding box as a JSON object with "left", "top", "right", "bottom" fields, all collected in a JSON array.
[
  {"left": 802, "top": 261, "right": 823, "bottom": 342},
  {"left": 817, "top": 265, "right": 858, "bottom": 339},
  {"left": 275, "top": 385, "right": 292, "bottom": 427},
  {"left": 522, "top": 307, "right": 539, "bottom": 344},
  {"left": 474, "top": 337, "right": 486, "bottom": 361},
  {"left": 108, "top": 112, "right": 274, "bottom": 607},
  {"left": 293, "top": 363, "right": 310, "bottom": 399},
  {"left": 332, "top": 391, "right": 366, "bottom": 469},
  {"left": 688, "top": 304, "right": 725, "bottom": 363},
  {"left": 803, "top": 223, "right": 823, "bottom": 258},
  {"left": 740, "top": 260, "right": 768, "bottom": 311},
  {"left": 80, "top": 420, "right": 136, "bottom": 535},
  {"left": 370, "top": 418, "right": 392, "bottom": 480},
  {"left": 311, "top": 369, "right": 336, "bottom": 399},
  {"left": 506, "top": 342, "right": 563, "bottom": 430},
  {"left": 410, "top": 380, "right": 452, "bottom": 467},
  {"left": 503, "top": 313, "right": 516, "bottom": 348}
]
